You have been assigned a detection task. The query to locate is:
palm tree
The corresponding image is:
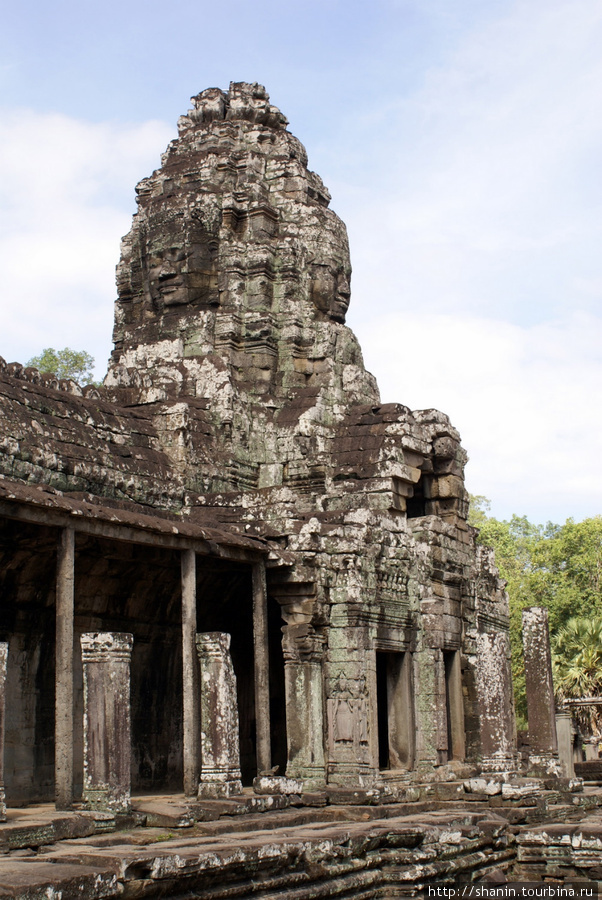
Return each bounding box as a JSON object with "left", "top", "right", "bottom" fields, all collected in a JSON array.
[{"left": 552, "top": 617, "right": 602, "bottom": 735}]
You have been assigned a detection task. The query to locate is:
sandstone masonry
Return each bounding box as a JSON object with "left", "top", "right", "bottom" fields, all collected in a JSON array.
[{"left": 0, "top": 83, "right": 516, "bottom": 813}]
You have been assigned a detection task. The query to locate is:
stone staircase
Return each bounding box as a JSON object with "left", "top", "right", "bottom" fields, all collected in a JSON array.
[{"left": 0, "top": 783, "right": 600, "bottom": 899}]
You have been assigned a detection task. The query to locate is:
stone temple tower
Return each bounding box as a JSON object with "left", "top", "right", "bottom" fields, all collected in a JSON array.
[
  {"left": 105, "top": 82, "right": 516, "bottom": 787},
  {"left": 107, "top": 82, "right": 379, "bottom": 492}
]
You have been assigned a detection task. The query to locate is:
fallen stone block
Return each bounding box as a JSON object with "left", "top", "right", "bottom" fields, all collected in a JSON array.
[
  {"left": 253, "top": 775, "right": 304, "bottom": 795},
  {"left": 464, "top": 777, "right": 503, "bottom": 795}
]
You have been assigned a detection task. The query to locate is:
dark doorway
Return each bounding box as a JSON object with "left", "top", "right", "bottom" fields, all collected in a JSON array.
[
  {"left": 376, "top": 650, "right": 415, "bottom": 771},
  {"left": 376, "top": 652, "right": 390, "bottom": 769},
  {"left": 406, "top": 477, "right": 427, "bottom": 518},
  {"left": 443, "top": 649, "right": 465, "bottom": 762},
  {"left": 196, "top": 561, "right": 256, "bottom": 785},
  {"left": 0, "top": 519, "right": 62, "bottom": 804}
]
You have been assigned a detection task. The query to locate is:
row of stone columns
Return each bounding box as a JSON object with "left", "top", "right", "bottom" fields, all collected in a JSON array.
[
  {"left": 72, "top": 606, "right": 573, "bottom": 810},
  {"left": 52, "top": 528, "right": 271, "bottom": 811},
  {"left": 79, "top": 629, "right": 247, "bottom": 811}
]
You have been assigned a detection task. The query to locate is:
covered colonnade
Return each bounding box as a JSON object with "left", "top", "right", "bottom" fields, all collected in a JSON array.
[{"left": 0, "top": 479, "right": 279, "bottom": 814}]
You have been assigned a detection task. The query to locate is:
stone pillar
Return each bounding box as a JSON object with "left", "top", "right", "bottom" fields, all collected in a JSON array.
[
  {"left": 0, "top": 643, "right": 7, "bottom": 821},
  {"left": 252, "top": 561, "right": 271, "bottom": 776},
  {"left": 81, "top": 633, "right": 133, "bottom": 813},
  {"left": 555, "top": 711, "right": 575, "bottom": 778},
  {"left": 181, "top": 549, "right": 199, "bottom": 797},
  {"left": 434, "top": 650, "right": 449, "bottom": 764},
  {"left": 325, "top": 627, "right": 375, "bottom": 786},
  {"left": 196, "top": 632, "right": 242, "bottom": 798},
  {"left": 522, "top": 607, "right": 559, "bottom": 772},
  {"left": 584, "top": 737, "right": 598, "bottom": 761},
  {"left": 282, "top": 624, "right": 326, "bottom": 789},
  {"left": 475, "top": 631, "right": 517, "bottom": 771},
  {"left": 413, "top": 646, "right": 440, "bottom": 769},
  {"left": 56, "top": 526, "right": 75, "bottom": 810}
]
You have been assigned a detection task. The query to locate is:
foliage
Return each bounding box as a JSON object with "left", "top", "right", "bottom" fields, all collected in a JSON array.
[
  {"left": 467, "top": 494, "right": 491, "bottom": 528},
  {"left": 27, "top": 348, "right": 96, "bottom": 386},
  {"left": 469, "top": 495, "right": 602, "bottom": 732},
  {"left": 552, "top": 617, "right": 602, "bottom": 735}
]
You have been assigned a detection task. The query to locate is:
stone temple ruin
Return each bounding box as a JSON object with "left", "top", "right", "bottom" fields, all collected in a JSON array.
[{"left": 0, "top": 83, "right": 599, "bottom": 897}]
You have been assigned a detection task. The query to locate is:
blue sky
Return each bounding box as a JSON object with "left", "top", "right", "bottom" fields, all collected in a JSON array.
[{"left": 1, "top": 0, "right": 601, "bottom": 524}]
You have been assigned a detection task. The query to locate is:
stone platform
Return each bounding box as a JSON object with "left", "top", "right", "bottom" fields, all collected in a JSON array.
[{"left": 0, "top": 785, "right": 600, "bottom": 899}]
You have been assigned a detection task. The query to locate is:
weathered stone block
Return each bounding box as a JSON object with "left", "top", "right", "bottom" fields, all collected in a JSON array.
[
  {"left": 253, "top": 774, "right": 303, "bottom": 795},
  {"left": 464, "top": 777, "right": 503, "bottom": 795}
]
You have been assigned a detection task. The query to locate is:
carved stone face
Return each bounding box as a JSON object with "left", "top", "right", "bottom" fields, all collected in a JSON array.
[
  {"left": 310, "top": 263, "right": 351, "bottom": 323},
  {"left": 145, "top": 226, "right": 218, "bottom": 309},
  {"left": 148, "top": 245, "right": 188, "bottom": 307}
]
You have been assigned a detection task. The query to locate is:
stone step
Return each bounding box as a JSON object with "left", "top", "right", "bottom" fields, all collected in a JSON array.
[
  {"left": 0, "top": 809, "right": 115, "bottom": 852},
  {"left": 0, "top": 861, "right": 119, "bottom": 900},
  {"left": 25, "top": 812, "right": 515, "bottom": 900}
]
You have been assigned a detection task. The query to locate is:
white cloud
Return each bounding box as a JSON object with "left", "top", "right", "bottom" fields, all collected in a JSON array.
[
  {"left": 0, "top": 110, "right": 174, "bottom": 377},
  {"left": 356, "top": 310, "right": 602, "bottom": 523}
]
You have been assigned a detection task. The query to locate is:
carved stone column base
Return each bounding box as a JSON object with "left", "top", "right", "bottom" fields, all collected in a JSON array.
[
  {"left": 198, "top": 777, "right": 243, "bottom": 799},
  {"left": 0, "top": 786, "right": 6, "bottom": 822},
  {"left": 326, "top": 767, "right": 378, "bottom": 789},
  {"left": 83, "top": 787, "right": 131, "bottom": 812},
  {"left": 480, "top": 754, "right": 519, "bottom": 774},
  {"left": 253, "top": 774, "right": 304, "bottom": 795},
  {"left": 285, "top": 765, "right": 326, "bottom": 792},
  {"left": 528, "top": 753, "right": 563, "bottom": 778}
]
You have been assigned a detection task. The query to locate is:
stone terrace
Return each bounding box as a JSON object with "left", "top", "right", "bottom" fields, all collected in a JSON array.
[{"left": 0, "top": 781, "right": 600, "bottom": 898}]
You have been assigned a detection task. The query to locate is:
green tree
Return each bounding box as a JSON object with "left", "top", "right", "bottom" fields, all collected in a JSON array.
[
  {"left": 469, "top": 497, "right": 602, "bottom": 729},
  {"left": 467, "top": 494, "right": 491, "bottom": 528},
  {"left": 27, "top": 348, "right": 96, "bottom": 386},
  {"left": 552, "top": 617, "right": 602, "bottom": 735},
  {"left": 472, "top": 510, "right": 552, "bottom": 727},
  {"left": 543, "top": 518, "right": 602, "bottom": 621}
]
